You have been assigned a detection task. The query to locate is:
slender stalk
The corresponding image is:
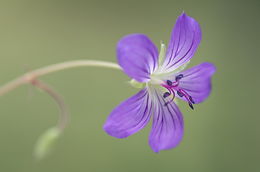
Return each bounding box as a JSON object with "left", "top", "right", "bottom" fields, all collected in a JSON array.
[
  {"left": 0, "top": 60, "right": 121, "bottom": 96},
  {"left": 31, "top": 79, "right": 69, "bottom": 130},
  {"left": 0, "top": 59, "right": 121, "bottom": 137},
  {"left": 0, "top": 60, "right": 121, "bottom": 159}
]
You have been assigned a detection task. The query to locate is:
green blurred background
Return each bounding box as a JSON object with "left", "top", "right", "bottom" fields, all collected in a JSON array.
[{"left": 0, "top": 0, "right": 259, "bottom": 171}]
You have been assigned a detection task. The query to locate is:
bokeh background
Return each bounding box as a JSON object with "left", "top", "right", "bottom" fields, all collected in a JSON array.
[{"left": 0, "top": 0, "right": 259, "bottom": 171}]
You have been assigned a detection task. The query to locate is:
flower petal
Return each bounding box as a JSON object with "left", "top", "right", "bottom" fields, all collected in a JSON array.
[
  {"left": 117, "top": 34, "right": 158, "bottom": 82},
  {"left": 149, "top": 90, "right": 184, "bottom": 153},
  {"left": 161, "top": 13, "right": 201, "bottom": 73},
  {"left": 176, "top": 62, "right": 216, "bottom": 103},
  {"left": 103, "top": 89, "right": 152, "bottom": 138}
]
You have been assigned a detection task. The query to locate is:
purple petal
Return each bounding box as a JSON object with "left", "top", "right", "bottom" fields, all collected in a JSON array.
[
  {"left": 103, "top": 89, "right": 152, "bottom": 138},
  {"left": 161, "top": 13, "right": 201, "bottom": 72},
  {"left": 176, "top": 62, "right": 216, "bottom": 103},
  {"left": 117, "top": 34, "right": 158, "bottom": 82},
  {"left": 149, "top": 91, "right": 184, "bottom": 153}
]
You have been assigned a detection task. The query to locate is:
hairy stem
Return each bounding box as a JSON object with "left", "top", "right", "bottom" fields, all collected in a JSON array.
[
  {"left": 31, "top": 79, "right": 69, "bottom": 131},
  {"left": 0, "top": 59, "right": 121, "bottom": 135},
  {"left": 0, "top": 60, "right": 121, "bottom": 96}
]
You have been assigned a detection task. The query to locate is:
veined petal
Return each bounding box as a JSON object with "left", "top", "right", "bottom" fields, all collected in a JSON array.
[
  {"left": 103, "top": 89, "right": 152, "bottom": 138},
  {"left": 117, "top": 34, "right": 158, "bottom": 82},
  {"left": 149, "top": 89, "right": 184, "bottom": 153},
  {"left": 176, "top": 62, "right": 216, "bottom": 103},
  {"left": 161, "top": 13, "right": 201, "bottom": 73}
]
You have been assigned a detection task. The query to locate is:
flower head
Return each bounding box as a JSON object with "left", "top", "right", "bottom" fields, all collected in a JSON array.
[{"left": 103, "top": 12, "right": 216, "bottom": 152}]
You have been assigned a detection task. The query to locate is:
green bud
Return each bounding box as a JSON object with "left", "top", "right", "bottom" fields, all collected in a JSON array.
[{"left": 34, "top": 127, "right": 61, "bottom": 160}]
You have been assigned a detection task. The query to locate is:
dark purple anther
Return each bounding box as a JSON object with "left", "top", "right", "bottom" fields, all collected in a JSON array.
[
  {"left": 189, "top": 96, "right": 195, "bottom": 104},
  {"left": 175, "top": 74, "right": 184, "bottom": 81},
  {"left": 177, "top": 90, "right": 184, "bottom": 97},
  {"left": 188, "top": 102, "right": 194, "bottom": 110},
  {"left": 163, "top": 92, "right": 171, "bottom": 98},
  {"left": 166, "top": 80, "right": 172, "bottom": 86}
]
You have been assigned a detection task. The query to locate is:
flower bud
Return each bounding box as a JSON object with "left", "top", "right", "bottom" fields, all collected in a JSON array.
[{"left": 34, "top": 127, "right": 61, "bottom": 160}]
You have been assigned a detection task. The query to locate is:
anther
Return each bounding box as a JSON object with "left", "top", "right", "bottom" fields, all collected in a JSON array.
[
  {"left": 177, "top": 90, "right": 184, "bottom": 97},
  {"left": 166, "top": 80, "right": 172, "bottom": 86},
  {"left": 175, "top": 74, "right": 184, "bottom": 81},
  {"left": 189, "top": 96, "right": 195, "bottom": 104},
  {"left": 163, "top": 92, "right": 171, "bottom": 98},
  {"left": 188, "top": 102, "right": 194, "bottom": 110}
]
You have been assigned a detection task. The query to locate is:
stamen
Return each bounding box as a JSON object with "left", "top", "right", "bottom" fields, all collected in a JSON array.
[
  {"left": 175, "top": 74, "right": 184, "bottom": 81},
  {"left": 177, "top": 90, "right": 184, "bottom": 97},
  {"left": 163, "top": 88, "right": 175, "bottom": 106},
  {"left": 166, "top": 80, "right": 172, "bottom": 86},
  {"left": 178, "top": 89, "right": 195, "bottom": 109},
  {"left": 189, "top": 96, "right": 195, "bottom": 104},
  {"left": 188, "top": 102, "right": 194, "bottom": 110},
  {"left": 161, "top": 78, "right": 195, "bottom": 110},
  {"left": 163, "top": 92, "right": 171, "bottom": 98}
]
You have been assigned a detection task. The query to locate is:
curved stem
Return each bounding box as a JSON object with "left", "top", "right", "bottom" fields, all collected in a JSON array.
[
  {"left": 0, "top": 60, "right": 121, "bottom": 96},
  {"left": 0, "top": 59, "right": 122, "bottom": 158},
  {"left": 31, "top": 79, "right": 69, "bottom": 131}
]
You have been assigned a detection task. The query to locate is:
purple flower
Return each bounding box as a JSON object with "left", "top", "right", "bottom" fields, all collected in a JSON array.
[{"left": 103, "top": 12, "right": 216, "bottom": 153}]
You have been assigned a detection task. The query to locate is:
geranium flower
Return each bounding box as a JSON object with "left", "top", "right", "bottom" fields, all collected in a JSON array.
[{"left": 103, "top": 12, "right": 216, "bottom": 153}]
